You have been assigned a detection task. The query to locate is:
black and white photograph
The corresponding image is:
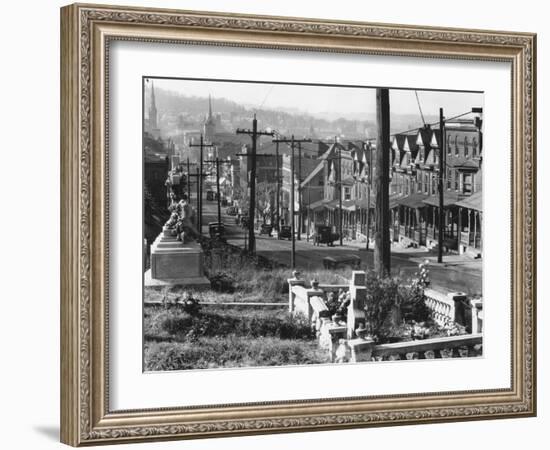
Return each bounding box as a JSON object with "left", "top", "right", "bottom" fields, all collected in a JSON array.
[{"left": 142, "top": 77, "right": 484, "bottom": 372}]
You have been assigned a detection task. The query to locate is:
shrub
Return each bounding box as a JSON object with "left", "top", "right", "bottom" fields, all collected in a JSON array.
[
  {"left": 144, "top": 336, "right": 329, "bottom": 371},
  {"left": 209, "top": 272, "right": 236, "bottom": 293},
  {"left": 363, "top": 271, "right": 432, "bottom": 343},
  {"left": 153, "top": 309, "right": 315, "bottom": 341}
]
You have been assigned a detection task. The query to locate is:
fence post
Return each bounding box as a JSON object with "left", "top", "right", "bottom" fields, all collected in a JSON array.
[
  {"left": 306, "top": 279, "right": 325, "bottom": 325},
  {"left": 448, "top": 292, "right": 470, "bottom": 330},
  {"left": 287, "top": 270, "right": 305, "bottom": 314},
  {"left": 470, "top": 298, "right": 483, "bottom": 333},
  {"left": 347, "top": 271, "right": 367, "bottom": 339}
]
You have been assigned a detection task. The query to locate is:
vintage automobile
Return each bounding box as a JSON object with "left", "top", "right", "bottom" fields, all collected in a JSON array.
[
  {"left": 259, "top": 224, "right": 273, "bottom": 236},
  {"left": 322, "top": 254, "right": 361, "bottom": 270},
  {"left": 240, "top": 216, "right": 249, "bottom": 228},
  {"left": 313, "top": 225, "right": 340, "bottom": 246},
  {"left": 278, "top": 225, "right": 292, "bottom": 240},
  {"left": 208, "top": 222, "right": 225, "bottom": 238},
  {"left": 206, "top": 190, "right": 215, "bottom": 201},
  {"left": 225, "top": 206, "right": 237, "bottom": 216}
]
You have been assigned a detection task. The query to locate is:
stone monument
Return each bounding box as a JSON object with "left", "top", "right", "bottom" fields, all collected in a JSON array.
[{"left": 144, "top": 197, "right": 210, "bottom": 288}]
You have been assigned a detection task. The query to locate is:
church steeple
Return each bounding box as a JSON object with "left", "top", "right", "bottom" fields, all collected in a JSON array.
[
  {"left": 204, "top": 94, "right": 216, "bottom": 140},
  {"left": 149, "top": 81, "right": 158, "bottom": 130}
]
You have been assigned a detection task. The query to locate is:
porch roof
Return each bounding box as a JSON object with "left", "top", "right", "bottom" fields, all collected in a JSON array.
[
  {"left": 307, "top": 199, "right": 331, "bottom": 211},
  {"left": 396, "top": 193, "right": 430, "bottom": 209},
  {"left": 422, "top": 191, "right": 461, "bottom": 208},
  {"left": 455, "top": 190, "right": 483, "bottom": 212}
]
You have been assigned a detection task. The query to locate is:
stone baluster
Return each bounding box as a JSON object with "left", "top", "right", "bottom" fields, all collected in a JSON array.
[
  {"left": 470, "top": 298, "right": 483, "bottom": 333},
  {"left": 347, "top": 271, "right": 367, "bottom": 339},
  {"left": 287, "top": 270, "right": 305, "bottom": 314},
  {"left": 305, "top": 279, "right": 325, "bottom": 324}
]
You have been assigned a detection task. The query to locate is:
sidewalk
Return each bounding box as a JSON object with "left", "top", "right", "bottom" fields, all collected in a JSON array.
[{"left": 335, "top": 236, "right": 482, "bottom": 269}]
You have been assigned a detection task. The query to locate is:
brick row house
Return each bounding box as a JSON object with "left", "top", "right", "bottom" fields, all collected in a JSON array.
[
  {"left": 390, "top": 120, "right": 483, "bottom": 256},
  {"left": 301, "top": 120, "right": 483, "bottom": 257},
  {"left": 304, "top": 141, "right": 375, "bottom": 240}
]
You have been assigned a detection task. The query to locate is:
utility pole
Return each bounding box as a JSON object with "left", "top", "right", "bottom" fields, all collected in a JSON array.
[
  {"left": 272, "top": 136, "right": 311, "bottom": 269},
  {"left": 185, "top": 168, "right": 209, "bottom": 233},
  {"left": 338, "top": 140, "right": 343, "bottom": 246},
  {"left": 186, "top": 157, "right": 191, "bottom": 197},
  {"left": 236, "top": 115, "right": 274, "bottom": 255},
  {"left": 365, "top": 141, "right": 373, "bottom": 251},
  {"left": 189, "top": 134, "right": 215, "bottom": 236},
  {"left": 438, "top": 107, "right": 446, "bottom": 263},
  {"left": 374, "top": 88, "right": 391, "bottom": 277},
  {"left": 275, "top": 140, "right": 281, "bottom": 232},
  {"left": 204, "top": 157, "right": 232, "bottom": 227},
  {"left": 297, "top": 142, "right": 303, "bottom": 241}
]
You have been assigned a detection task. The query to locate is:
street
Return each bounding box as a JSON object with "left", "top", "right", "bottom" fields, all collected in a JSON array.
[{"left": 197, "top": 194, "right": 482, "bottom": 295}]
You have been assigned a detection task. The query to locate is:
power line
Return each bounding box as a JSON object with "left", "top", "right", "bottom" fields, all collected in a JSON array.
[{"left": 414, "top": 90, "right": 426, "bottom": 126}]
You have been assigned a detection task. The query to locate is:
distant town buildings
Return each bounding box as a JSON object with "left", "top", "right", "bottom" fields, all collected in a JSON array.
[{"left": 144, "top": 85, "right": 483, "bottom": 257}]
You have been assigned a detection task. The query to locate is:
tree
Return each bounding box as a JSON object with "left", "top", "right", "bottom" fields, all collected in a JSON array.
[
  {"left": 256, "top": 181, "right": 277, "bottom": 224},
  {"left": 233, "top": 186, "right": 249, "bottom": 215}
]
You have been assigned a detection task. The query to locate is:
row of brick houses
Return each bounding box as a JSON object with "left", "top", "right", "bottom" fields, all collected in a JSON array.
[{"left": 299, "top": 119, "right": 483, "bottom": 257}]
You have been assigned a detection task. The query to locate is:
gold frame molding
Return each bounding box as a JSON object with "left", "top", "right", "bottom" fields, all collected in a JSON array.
[{"left": 60, "top": 3, "right": 536, "bottom": 446}]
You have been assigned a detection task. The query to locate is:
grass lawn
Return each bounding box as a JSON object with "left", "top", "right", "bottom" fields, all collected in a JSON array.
[{"left": 144, "top": 305, "right": 329, "bottom": 370}]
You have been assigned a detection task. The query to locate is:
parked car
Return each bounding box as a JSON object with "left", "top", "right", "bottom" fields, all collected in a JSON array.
[
  {"left": 225, "top": 206, "right": 237, "bottom": 216},
  {"left": 208, "top": 222, "right": 225, "bottom": 238},
  {"left": 259, "top": 224, "right": 273, "bottom": 236},
  {"left": 313, "top": 225, "right": 340, "bottom": 246},
  {"left": 206, "top": 190, "right": 215, "bottom": 201},
  {"left": 278, "top": 225, "right": 292, "bottom": 240},
  {"left": 240, "top": 216, "right": 249, "bottom": 228},
  {"left": 322, "top": 254, "right": 361, "bottom": 270}
]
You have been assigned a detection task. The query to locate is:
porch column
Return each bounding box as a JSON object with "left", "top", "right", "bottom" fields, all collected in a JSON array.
[
  {"left": 458, "top": 207, "right": 463, "bottom": 246},
  {"left": 432, "top": 206, "right": 436, "bottom": 238},
  {"left": 424, "top": 208, "right": 428, "bottom": 242},
  {"left": 479, "top": 212, "right": 483, "bottom": 251},
  {"left": 468, "top": 209, "right": 472, "bottom": 245},
  {"left": 473, "top": 211, "right": 478, "bottom": 248}
]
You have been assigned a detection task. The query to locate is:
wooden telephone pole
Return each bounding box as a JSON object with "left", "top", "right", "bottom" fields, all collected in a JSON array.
[
  {"left": 189, "top": 134, "right": 215, "bottom": 235},
  {"left": 365, "top": 141, "right": 373, "bottom": 251},
  {"left": 438, "top": 107, "right": 446, "bottom": 263},
  {"left": 374, "top": 88, "right": 391, "bottom": 277},
  {"left": 204, "top": 157, "right": 232, "bottom": 227},
  {"left": 185, "top": 168, "right": 210, "bottom": 234},
  {"left": 275, "top": 140, "right": 281, "bottom": 231},
  {"left": 236, "top": 115, "right": 274, "bottom": 254},
  {"left": 272, "top": 136, "right": 312, "bottom": 269}
]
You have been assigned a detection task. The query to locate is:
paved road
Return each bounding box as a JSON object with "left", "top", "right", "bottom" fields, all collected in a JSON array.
[{"left": 197, "top": 195, "right": 482, "bottom": 295}]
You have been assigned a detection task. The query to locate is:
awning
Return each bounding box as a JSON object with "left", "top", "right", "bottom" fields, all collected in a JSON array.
[
  {"left": 342, "top": 200, "right": 357, "bottom": 211},
  {"left": 455, "top": 190, "right": 483, "bottom": 212},
  {"left": 324, "top": 200, "right": 341, "bottom": 210},
  {"left": 423, "top": 191, "right": 461, "bottom": 208},
  {"left": 396, "top": 193, "right": 430, "bottom": 209},
  {"left": 308, "top": 199, "right": 331, "bottom": 211}
]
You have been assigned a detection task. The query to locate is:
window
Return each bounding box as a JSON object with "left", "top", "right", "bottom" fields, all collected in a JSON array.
[
  {"left": 472, "top": 137, "right": 477, "bottom": 157},
  {"left": 464, "top": 136, "right": 469, "bottom": 157},
  {"left": 454, "top": 170, "right": 459, "bottom": 191},
  {"left": 446, "top": 168, "right": 452, "bottom": 190},
  {"left": 455, "top": 136, "right": 459, "bottom": 156},
  {"left": 447, "top": 135, "right": 452, "bottom": 156},
  {"left": 463, "top": 173, "right": 472, "bottom": 194},
  {"left": 344, "top": 187, "right": 351, "bottom": 201},
  {"left": 424, "top": 173, "right": 429, "bottom": 194}
]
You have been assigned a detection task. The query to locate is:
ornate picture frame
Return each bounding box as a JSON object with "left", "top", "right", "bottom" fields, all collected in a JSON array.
[{"left": 60, "top": 3, "right": 536, "bottom": 446}]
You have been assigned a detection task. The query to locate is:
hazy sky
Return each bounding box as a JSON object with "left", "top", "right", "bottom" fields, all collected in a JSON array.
[{"left": 147, "top": 77, "right": 483, "bottom": 120}]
